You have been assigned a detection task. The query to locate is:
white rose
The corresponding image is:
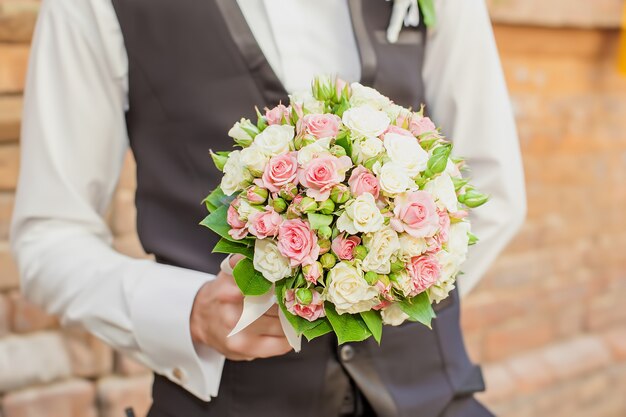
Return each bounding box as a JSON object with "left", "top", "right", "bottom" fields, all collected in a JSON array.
[
  {"left": 445, "top": 159, "right": 462, "bottom": 178},
  {"left": 326, "top": 262, "right": 379, "bottom": 314},
  {"left": 337, "top": 193, "right": 384, "bottom": 234},
  {"left": 236, "top": 199, "right": 262, "bottom": 222},
  {"left": 398, "top": 233, "right": 428, "bottom": 259},
  {"left": 381, "top": 303, "right": 410, "bottom": 326},
  {"left": 342, "top": 106, "right": 390, "bottom": 139},
  {"left": 253, "top": 239, "right": 292, "bottom": 283},
  {"left": 377, "top": 162, "right": 413, "bottom": 195},
  {"left": 383, "top": 133, "right": 428, "bottom": 177},
  {"left": 240, "top": 145, "right": 269, "bottom": 176},
  {"left": 361, "top": 227, "right": 400, "bottom": 274},
  {"left": 252, "top": 125, "right": 294, "bottom": 157},
  {"left": 228, "top": 118, "right": 257, "bottom": 146},
  {"left": 289, "top": 90, "right": 325, "bottom": 113},
  {"left": 297, "top": 137, "right": 332, "bottom": 165},
  {"left": 349, "top": 82, "right": 392, "bottom": 110},
  {"left": 424, "top": 173, "right": 459, "bottom": 212},
  {"left": 221, "top": 150, "right": 252, "bottom": 195},
  {"left": 382, "top": 103, "right": 404, "bottom": 122},
  {"left": 429, "top": 277, "right": 456, "bottom": 304},
  {"left": 390, "top": 270, "right": 413, "bottom": 298},
  {"left": 436, "top": 250, "right": 461, "bottom": 283},
  {"left": 352, "top": 136, "right": 384, "bottom": 164},
  {"left": 447, "top": 222, "right": 471, "bottom": 264}
]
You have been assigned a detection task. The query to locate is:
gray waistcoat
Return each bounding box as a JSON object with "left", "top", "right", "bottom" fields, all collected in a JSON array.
[{"left": 111, "top": 1, "right": 485, "bottom": 416}]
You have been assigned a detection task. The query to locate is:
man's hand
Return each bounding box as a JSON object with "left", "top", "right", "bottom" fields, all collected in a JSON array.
[{"left": 190, "top": 255, "right": 292, "bottom": 361}]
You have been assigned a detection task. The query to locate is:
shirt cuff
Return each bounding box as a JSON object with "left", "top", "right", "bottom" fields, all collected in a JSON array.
[{"left": 130, "top": 261, "right": 226, "bottom": 401}]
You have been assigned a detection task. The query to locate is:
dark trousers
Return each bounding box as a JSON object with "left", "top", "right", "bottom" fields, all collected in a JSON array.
[{"left": 147, "top": 373, "right": 494, "bottom": 417}]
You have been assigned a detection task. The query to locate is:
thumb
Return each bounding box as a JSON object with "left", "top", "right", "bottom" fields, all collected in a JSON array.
[{"left": 228, "top": 254, "right": 245, "bottom": 270}]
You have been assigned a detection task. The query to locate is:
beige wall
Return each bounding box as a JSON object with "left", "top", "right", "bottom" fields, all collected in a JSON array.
[{"left": 1, "top": 1, "right": 626, "bottom": 416}]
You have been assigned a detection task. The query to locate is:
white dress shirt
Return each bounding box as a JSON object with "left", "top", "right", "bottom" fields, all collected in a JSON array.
[{"left": 10, "top": 0, "right": 526, "bottom": 401}]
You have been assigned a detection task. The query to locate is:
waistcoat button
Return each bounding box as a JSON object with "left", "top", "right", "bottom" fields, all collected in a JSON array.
[{"left": 340, "top": 345, "right": 355, "bottom": 362}]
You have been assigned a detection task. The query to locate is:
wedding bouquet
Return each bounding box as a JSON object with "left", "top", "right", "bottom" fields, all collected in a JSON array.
[{"left": 201, "top": 76, "right": 487, "bottom": 347}]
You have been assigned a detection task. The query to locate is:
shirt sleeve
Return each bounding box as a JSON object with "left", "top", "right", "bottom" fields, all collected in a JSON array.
[
  {"left": 422, "top": 0, "right": 527, "bottom": 296},
  {"left": 10, "top": 0, "right": 225, "bottom": 401}
]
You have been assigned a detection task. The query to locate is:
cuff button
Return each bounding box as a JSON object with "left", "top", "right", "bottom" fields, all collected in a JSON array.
[{"left": 172, "top": 367, "right": 185, "bottom": 382}]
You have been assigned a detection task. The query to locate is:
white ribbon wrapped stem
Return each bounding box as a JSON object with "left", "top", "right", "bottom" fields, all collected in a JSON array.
[{"left": 222, "top": 256, "right": 302, "bottom": 352}]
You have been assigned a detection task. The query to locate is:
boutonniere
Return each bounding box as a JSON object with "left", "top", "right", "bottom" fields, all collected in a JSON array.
[{"left": 386, "top": 0, "right": 436, "bottom": 43}]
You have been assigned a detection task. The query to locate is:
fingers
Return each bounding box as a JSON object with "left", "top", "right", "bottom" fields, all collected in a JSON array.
[
  {"left": 264, "top": 304, "right": 280, "bottom": 318},
  {"left": 225, "top": 334, "right": 292, "bottom": 361},
  {"left": 228, "top": 254, "right": 245, "bottom": 270},
  {"left": 247, "top": 315, "right": 285, "bottom": 337}
]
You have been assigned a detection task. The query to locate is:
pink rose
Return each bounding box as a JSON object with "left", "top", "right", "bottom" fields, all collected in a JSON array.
[
  {"left": 299, "top": 114, "right": 341, "bottom": 139},
  {"left": 407, "top": 254, "right": 441, "bottom": 295},
  {"left": 373, "top": 300, "right": 392, "bottom": 311},
  {"left": 227, "top": 200, "right": 248, "bottom": 240},
  {"left": 278, "top": 219, "right": 320, "bottom": 266},
  {"left": 247, "top": 209, "right": 282, "bottom": 239},
  {"left": 437, "top": 210, "right": 451, "bottom": 243},
  {"left": 383, "top": 125, "right": 414, "bottom": 139},
  {"left": 285, "top": 289, "right": 325, "bottom": 322},
  {"left": 298, "top": 155, "right": 352, "bottom": 201},
  {"left": 265, "top": 104, "right": 290, "bottom": 126},
  {"left": 331, "top": 234, "right": 361, "bottom": 261},
  {"left": 348, "top": 166, "right": 380, "bottom": 199},
  {"left": 425, "top": 210, "right": 450, "bottom": 252},
  {"left": 262, "top": 152, "right": 299, "bottom": 193},
  {"left": 335, "top": 78, "right": 350, "bottom": 98},
  {"left": 376, "top": 280, "right": 394, "bottom": 301},
  {"left": 303, "top": 262, "right": 323, "bottom": 284},
  {"left": 390, "top": 191, "right": 440, "bottom": 238},
  {"left": 286, "top": 194, "right": 304, "bottom": 218},
  {"left": 409, "top": 116, "right": 436, "bottom": 136}
]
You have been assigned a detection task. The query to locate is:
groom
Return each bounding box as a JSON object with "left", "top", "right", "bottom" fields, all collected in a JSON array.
[{"left": 12, "top": 0, "right": 526, "bottom": 416}]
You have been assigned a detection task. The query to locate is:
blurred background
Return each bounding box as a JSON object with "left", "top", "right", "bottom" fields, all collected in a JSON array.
[{"left": 1, "top": 1, "right": 625, "bottom": 416}]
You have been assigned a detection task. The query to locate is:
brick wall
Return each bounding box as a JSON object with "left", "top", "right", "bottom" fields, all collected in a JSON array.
[{"left": 1, "top": 1, "right": 625, "bottom": 416}]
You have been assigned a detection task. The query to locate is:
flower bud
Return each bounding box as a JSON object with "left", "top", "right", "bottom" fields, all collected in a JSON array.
[
  {"left": 331, "top": 227, "right": 341, "bottom": 240},
  {"left": 459, "top": 189, "right": 489, "bottom": 208},
  {"left": 330, "top": 184, "right": 351, "bottom": 204},
  {"left": 279, "top": 183, "right": 299, "bottom": 201},
  {"left": 272, "top": 197, "right": 288, "bottom": 213},
  {"left": 330, "top": 145, "right": 347, "bottom": 158},
  {"left": 318, "top": 238, "right": 331, "bottom": 255},
  {"left": 320, "top": 253, "right": 337, "bottom": 269},
  {"left": 227, "top": 118, "right": 258, "bottom": 147},
  {"left": 295, "top": 288, "right": 313, "bottom": 305},
  {"left": 364, "top": 271, "right": 379, "bottom": 285},
  {"left": 246, "top": 186, "right": 268, "bottom": 204},
  {"left": 318, "top": 225, "right": 332, "bottom": 240},
  {"left": 377, "top": 274, "right": 391, "bottom": 287},
  {"left": 299, "top": 197, "right": 318, "bottom": 213},
  {"left": 354, "top": 245, "right": 368, "bottom": 261},
  {"left": 302, "top": 261, "right": 323, "bottom": 284},
  {"left": 390, "top": 260, "right": 405, "bottom": 273},
  {"left": 317, "top": 199, "right": 335, "bottom": 215}
]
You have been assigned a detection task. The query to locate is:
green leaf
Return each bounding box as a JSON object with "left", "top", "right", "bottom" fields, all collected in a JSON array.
[
  {"left": 335, "top": 131, "right": 352, "bottom": 158},
  {"left": 202, "top": 187, "right": 233, "bottom": 213},
  {"left": 274, "top": 282, "right": 324, "bottom": 335},
  {"left": 303, "top": 319, "right": 333, "bottom": 341},
  {"left": 360, "top": 310, "right": 383, "bottom": 344},
  {"left": 325, "top": 303, "right": 372, "bottom": 344},
  {"left": 468, "top": 232, "right": 479, "bottom": 246},
  {"left": 398, "top": 292, "right": 436, "bottom": 329},
  {"left": 199, "top": 205, "right": 239, "bottom": 243},
  {"left": 451, "top": 177, "right": 469, "bottom": 192},
  {"left": 307, "top": 213, "right": 333, "bottom": 230},
  {"left": 418, "top": 0, "right": 437, "bottom": 27},
  {"left": 210, "top": 151, "right": 229, "bottom": 172},
  {"left": 232, "top": 257, "right": 272, "bottom": 296},
  {"left": 212, "top": 238, "right": 254, "bottom": 259}
]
